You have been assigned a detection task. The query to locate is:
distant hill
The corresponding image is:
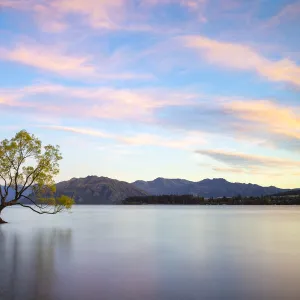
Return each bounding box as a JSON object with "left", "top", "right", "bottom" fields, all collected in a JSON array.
[
  {"left": 56, "top": 176, "right": 147, "bottom": 204},
  {"left": 133, "top": 178, "right": 193, "bottom": 195},
  {"left": 272, "top": 189, "right": 300, "bottom": 197},
  {"left": 0, "top": 186, "right": 31, "bottom": 202},
  {"left": 133, "top": 177, "right": 288, "bottom": 198}
]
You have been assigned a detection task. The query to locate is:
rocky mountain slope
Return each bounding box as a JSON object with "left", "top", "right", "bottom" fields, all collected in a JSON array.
[
  {"left": 56, "top": 176, "right": 147, "bottom": 204},
  {"left": 133, "top": 177, "right": 288, "bottom": 198}
]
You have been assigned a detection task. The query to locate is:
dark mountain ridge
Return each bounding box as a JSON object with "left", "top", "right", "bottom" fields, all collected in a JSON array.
[{"left": 133, "top": 177, "right": 289, "bottom": 198}]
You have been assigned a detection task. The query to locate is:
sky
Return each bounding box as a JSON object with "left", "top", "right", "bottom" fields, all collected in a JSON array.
[{"left": 0, "top": 0, "right": 300, "bottom": 188}]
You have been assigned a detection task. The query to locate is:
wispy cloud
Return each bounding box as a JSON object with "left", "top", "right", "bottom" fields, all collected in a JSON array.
[
  {"left": 0, "top": 0, "right": 126, "bottom": 31},
  {"left": 181, "top": 35, "right": 300, "bottom": 87},
  {"left": 225, "top": 100, "right": 300, "bottom": 140},
  {"left": 262, "top": 2, "right": 300, "bottom": 29},
  {"left": 42, "top": 125, "right": 205, "bottom": 149},
  {"left": 0, "top": 41, "right": 153, "bottom": 80},
  {"left": 0, "top": 43, "right": 96, "bottom": 77},
  {"left": 196, "top": 149, "right": 300, "bottom": 170},
  {"left": 144, "top": 0, "right": 207, "bottom": 21},
  {"left": 43, "top": 125, "right": 111, "bottom": 138},
  {"left": 0, "top": 0, "right": 208, "bottom": 32},
  {"left": 156, "top": 95, "right": 300, "bottom": 152},
  {"left": 0, "top": 83, "right": 198, "bottom": 122},
  {"left": 212, "top": 167, "right": 244, "bottom": 174},
  {"left": 212, "top": 166, "right": 283, "bottom": 177}
]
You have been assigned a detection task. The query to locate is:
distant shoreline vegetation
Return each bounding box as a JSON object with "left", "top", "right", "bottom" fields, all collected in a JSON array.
[{"left": 122, "top": 194, "right": 300, "bottom": 205}]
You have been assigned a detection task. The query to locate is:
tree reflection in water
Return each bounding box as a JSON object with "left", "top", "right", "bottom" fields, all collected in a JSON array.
[{"left": 0, "top": 227, "right": 72, "bottom": 300}]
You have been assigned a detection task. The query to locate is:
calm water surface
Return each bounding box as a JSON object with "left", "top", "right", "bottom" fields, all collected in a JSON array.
[{"left": 1, "top": 206, "right": 300, "bottom": 300}]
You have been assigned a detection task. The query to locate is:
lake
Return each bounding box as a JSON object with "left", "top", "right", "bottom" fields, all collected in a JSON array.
[{"left": 1, "top": 206, "right": 300, "bottom": 300}]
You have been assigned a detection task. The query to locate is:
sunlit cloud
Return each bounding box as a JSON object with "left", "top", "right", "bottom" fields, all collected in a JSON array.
[
  {"left": 225, "top": 100, "right": 300, "bottom": 142},
  {"left": 181, "top": 35, "right": 300, "bottom": 87}
]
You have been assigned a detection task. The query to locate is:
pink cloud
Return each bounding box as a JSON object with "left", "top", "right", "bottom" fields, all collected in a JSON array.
[
  {"left": 0, "top": 42, "right": 153, "bottom": 80},
  {"left": 0, "top": 83, "right": 198, "bottom": 122},
  {"left": 181, "top": 35, "right": 300, "bottom": 86},
  {"left": 5, "top": 83, "right": 294, "bottom": 150},
  {"left": 0, "top": 43, "right": 96, "bottom": 76},
  {"left": 0, "top": 0, "right": 208, "bottom": 32},
  {"left": 49, "top": 0, "right": 126, "bottom": 29},
  {"left": 0, "top": 0, "right": 126, "bottom": 30}
]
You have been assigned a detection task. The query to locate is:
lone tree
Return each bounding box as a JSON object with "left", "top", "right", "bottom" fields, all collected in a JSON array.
[{"left": 0, "top": 130, "right": 74, "bottom": 224}]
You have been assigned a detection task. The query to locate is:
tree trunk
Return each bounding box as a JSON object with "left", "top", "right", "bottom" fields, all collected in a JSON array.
[{"left": 0, "top": 205, "right": 7, "bottom": 224}]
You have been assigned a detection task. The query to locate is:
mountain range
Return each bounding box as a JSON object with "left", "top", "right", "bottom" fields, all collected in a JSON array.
[
  {"left": 55, "top": 176, "right": 291, "bottom": 204},
  {"left": 132, "top": 177, "right": 287, "bottom": 198},
  {"left": 2, "top": 176, "right": 295, "bottom": 204}
]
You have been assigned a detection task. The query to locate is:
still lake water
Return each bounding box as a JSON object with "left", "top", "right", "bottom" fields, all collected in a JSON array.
[{"left": 1, "top": 206, "right": 300, "bottom": 300}]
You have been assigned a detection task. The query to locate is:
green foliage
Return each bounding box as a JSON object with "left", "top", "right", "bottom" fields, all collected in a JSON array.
[{"left": 0, "top": 130, "right": 74, "bottom": 215}]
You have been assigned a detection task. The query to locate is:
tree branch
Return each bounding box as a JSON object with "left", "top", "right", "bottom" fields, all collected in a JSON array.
[
  {"left": 21, "top": 195, "right": 52, "bottom": 211},
  {"left": 16, "top": 203, "right": 63, "bottom": 215},
  {"left": 0, "top": 185, "right": 4, "bottom": 205},
  {"left": 14, "top": 163, "right": 21, "bottom": 200},
  {"left": 16, "top": 194, "right": 40, "bottom": 208},
  {"left": 7, "top": 193, "right": 50, "bottom": 212},
  {"left": 18, "top": 163, "right": 45, "bottom": 195},
  {"left": 0, "top": 174, "right": 8, "bottom": 204},
  {"left": 3, "top": 172, "right": 13, "bottom": 200}
]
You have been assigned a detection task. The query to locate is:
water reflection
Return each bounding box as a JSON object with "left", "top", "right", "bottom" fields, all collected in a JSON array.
[
  {"left": 0, "top": 227, "right": 72, "bottom": 300},
  {"left": 1, "top": 207, "right": 300, "bottom": 300}
]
